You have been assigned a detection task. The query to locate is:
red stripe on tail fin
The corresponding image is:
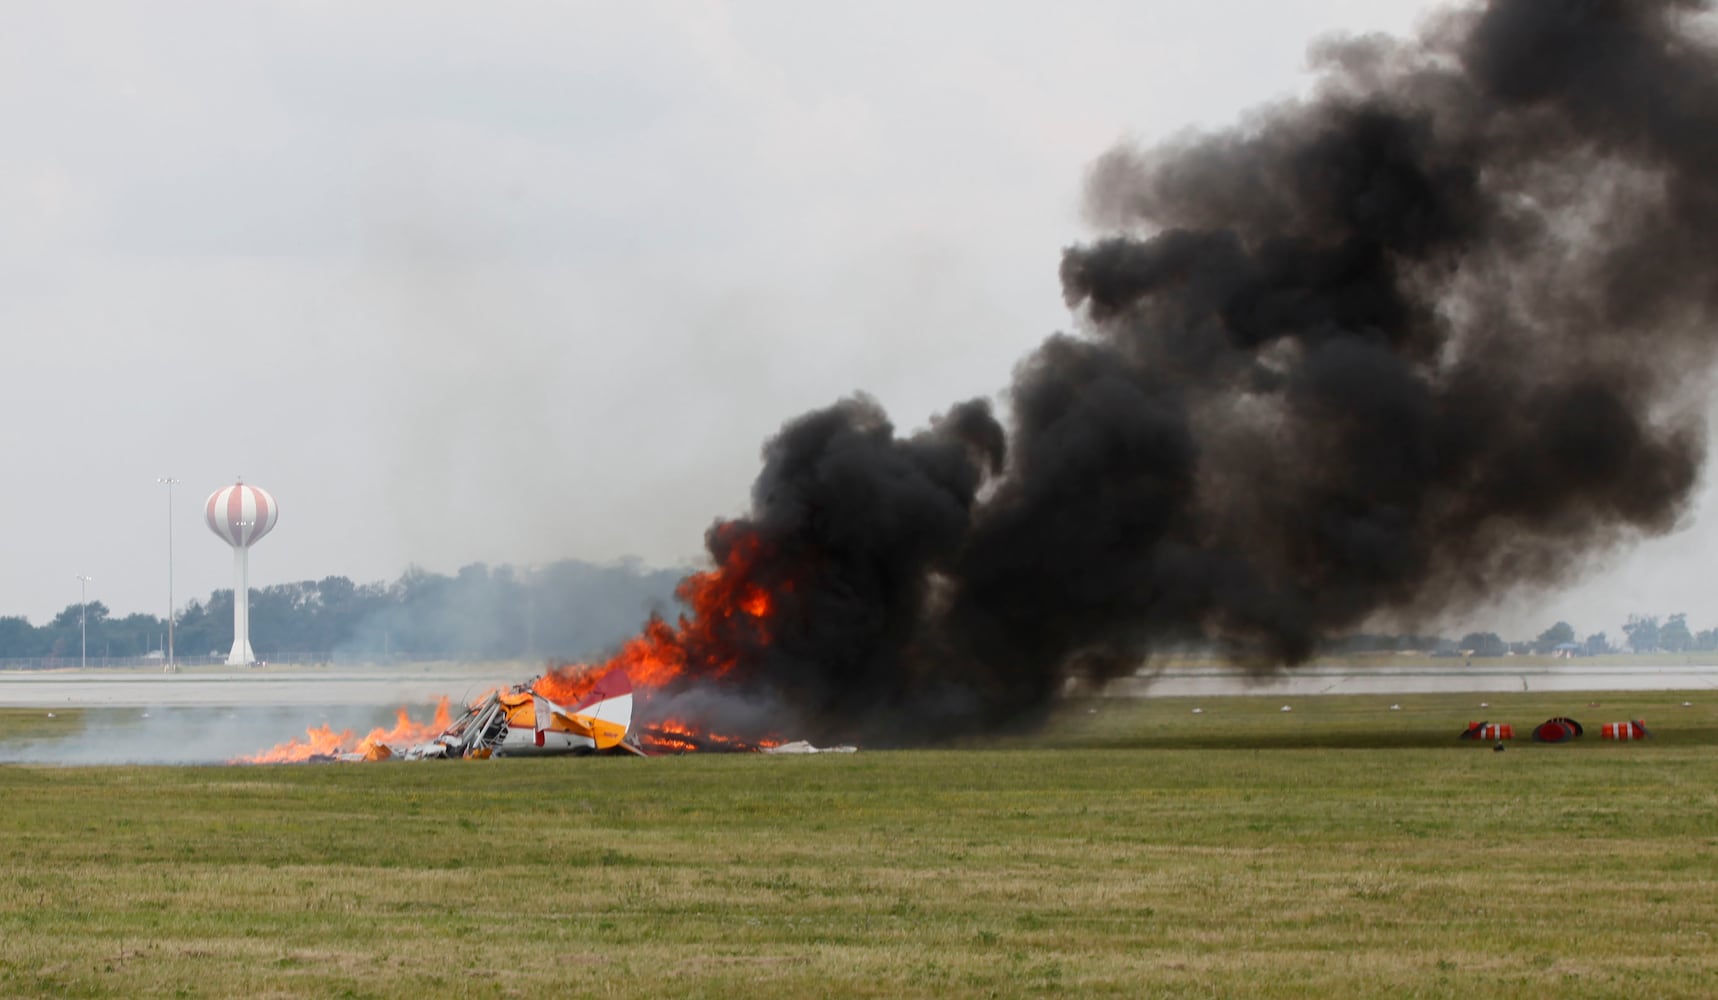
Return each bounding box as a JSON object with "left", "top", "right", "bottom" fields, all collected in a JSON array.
[{"left": 570, "top": 669, "right": 632, "bottom": 713}]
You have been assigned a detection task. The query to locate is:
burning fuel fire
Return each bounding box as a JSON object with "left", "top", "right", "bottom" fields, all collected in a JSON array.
[
  {"left": 635, "top": 720, "right": 781, "bottom": 755},
  {"left": 237, "top": 698, "right": 453, "bottom": 764}
]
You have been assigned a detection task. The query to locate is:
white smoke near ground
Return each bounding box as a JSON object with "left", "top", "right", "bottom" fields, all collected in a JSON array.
[{"left": 0, "top": 704, "right": 443, "bottom": 765}]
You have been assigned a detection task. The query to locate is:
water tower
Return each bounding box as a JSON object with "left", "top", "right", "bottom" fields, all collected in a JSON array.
[{"left": 205, "top": 479, "right": 278, "bottom": 666}]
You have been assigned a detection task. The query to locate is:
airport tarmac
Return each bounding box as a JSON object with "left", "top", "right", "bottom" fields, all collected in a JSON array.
[
  {"left": 2, "top": 661, "right": 1716, "bottom": 708},
  {"left": 0, "top": 667, "right": 524, "bottom": 708},
  {"left": 1109, "top": 661, "right": 1718, "bottom": 698}
]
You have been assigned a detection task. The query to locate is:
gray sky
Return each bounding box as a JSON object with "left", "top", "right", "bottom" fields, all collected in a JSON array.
[{"left": 3, "top": 0, "right": 1711, "bottom": 643}]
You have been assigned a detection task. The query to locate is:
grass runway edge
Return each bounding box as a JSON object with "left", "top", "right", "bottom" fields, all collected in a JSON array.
[{"left": 2, "top": 690, "right": 1715, "bottom": 998}]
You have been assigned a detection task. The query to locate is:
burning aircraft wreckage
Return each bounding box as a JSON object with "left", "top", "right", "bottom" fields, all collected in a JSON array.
[
  {"left": 249, "top": 0, "right": 1718, "bottom": 763},
  {"left": 239, "top": 670, "right": 867, "bottom": 764},
  {"left": 242, "top": 532, "right": 852, "bottom": 769},
  {"left": 239, "top": 533, "right": 860, "bottom": 763},
  {"left": 240, "top": 666, "right": 855, "bottom": 764}
]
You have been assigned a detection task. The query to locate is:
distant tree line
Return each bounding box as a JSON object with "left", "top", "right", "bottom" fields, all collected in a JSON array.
[
  {"left": 1617, "top": 613, "right": 1718, "bottom": 653},
  {"left": 1325, "top": 614, "right": 1718, "bottom": 658},
  {"left": 0, "top": 559, "right": 684, "bottom": 663},
  {"left": 7, "top": 570, "right": 1711, "bottom": 665}
]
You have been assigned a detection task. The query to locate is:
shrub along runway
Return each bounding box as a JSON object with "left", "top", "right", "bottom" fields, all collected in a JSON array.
[{"left": 2, "top": 691, "right": 1715, "bottom": 998}]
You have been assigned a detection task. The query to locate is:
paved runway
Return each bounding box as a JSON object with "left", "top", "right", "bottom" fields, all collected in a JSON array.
[
  {"left": 1108, "top": 662, "right": 1718, "bottom": 698},
  {"left": 0, "top": 666, "right": 526, "bottom": 708},
  {"left": 3, "top": 662, "right": 1716, "bottom": 708}
]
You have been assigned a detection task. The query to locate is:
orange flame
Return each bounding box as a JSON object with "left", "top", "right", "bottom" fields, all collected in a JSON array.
[
  {"left": 235, "top": 697, "right": 451, "bottom": 764},
  {"left": 637, "top": 718, "right": 783, "bottom": 754},
  {"left": 534, "top": 524, "right": 780, "bottom": 708},
  {"left": 524, "top": 523, "right": 797, "bottom": 752}
]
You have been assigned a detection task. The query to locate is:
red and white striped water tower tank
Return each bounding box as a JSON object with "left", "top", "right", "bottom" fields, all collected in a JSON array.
[
  {"left": 204, "top": 479, "right": 278, "bottom": 665},
  {"left": 205, "top": 481, "right": 278, "bottom": 549}
]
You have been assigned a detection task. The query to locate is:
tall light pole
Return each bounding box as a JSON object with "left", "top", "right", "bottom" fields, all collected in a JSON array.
[
  {"left": 75, "top": 574, "right": 93, "bottom": 669},
  {"left": 157, "top": 477, "right": 180, "bottom": 673}
]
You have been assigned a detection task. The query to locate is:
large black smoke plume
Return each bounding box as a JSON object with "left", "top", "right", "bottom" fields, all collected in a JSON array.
[{"left": 671, "top": 0, "right": 1718, "bottom": 743}]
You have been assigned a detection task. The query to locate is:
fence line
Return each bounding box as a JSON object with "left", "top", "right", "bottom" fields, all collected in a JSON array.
[{"left": 0, "top": 652, "right": 429, "bottom": 670}]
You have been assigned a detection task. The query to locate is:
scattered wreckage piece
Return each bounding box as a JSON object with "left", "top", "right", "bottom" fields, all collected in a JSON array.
[{"left": 761, "top": 740, "right": 858, "bottom": 755}]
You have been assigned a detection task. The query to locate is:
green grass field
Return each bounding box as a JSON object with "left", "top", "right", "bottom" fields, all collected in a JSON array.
[{"left": 2, "top": 691, "right": 1715, "bottom": 998}]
